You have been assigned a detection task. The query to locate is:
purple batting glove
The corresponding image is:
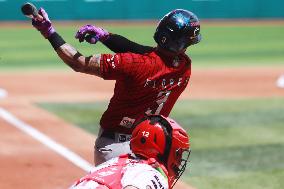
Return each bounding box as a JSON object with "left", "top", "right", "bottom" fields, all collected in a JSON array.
[
  {"left": 75, "top": 24, "right": 109, "bottom": 44},
  {"left": 32, "top": 8, "right": 55, "bottom": 39}
]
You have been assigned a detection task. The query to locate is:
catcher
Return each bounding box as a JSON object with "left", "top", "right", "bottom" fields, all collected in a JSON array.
[
  {"left": 31, "top": 8, "right": 201, "bottom": 165},
  {"left": 69, "top": 115, "right": 190, "bottom": 189}
]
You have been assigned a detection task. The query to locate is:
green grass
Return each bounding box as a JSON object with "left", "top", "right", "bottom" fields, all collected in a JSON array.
[
  {"left": 171, "top": 99, "right": 284, "bottom": 189},
  {"left": 191, "top": 25, "right": 284, "bottom": 66},
  {"left": 1, "top": 22, "right": 284, "bottom": 70},
  {"left": 39, "top": 101, "right": 108, "bottom": 135},
  {"left": 38, "top": 98, "right": 284, "bottom": 189}
]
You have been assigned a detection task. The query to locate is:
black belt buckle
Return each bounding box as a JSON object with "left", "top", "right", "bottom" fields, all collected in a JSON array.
[{"left": 101, "top": 130, "right": 131, "bottom": 142}]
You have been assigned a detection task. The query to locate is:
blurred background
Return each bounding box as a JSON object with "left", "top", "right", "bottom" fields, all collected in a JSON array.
[
  {"left": 1, "top": 0, "right": 284, "bottom": 20},
  {"left": 0, "top": 0, "right": 284, "bottom": 189}
]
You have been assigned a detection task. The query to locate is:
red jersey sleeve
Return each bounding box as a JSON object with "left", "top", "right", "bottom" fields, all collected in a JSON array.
[{"left": 100, "top": 53, "right": 136, "bottom": 80}]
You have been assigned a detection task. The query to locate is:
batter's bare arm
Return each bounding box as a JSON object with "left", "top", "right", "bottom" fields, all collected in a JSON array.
[
  {"left": 29, "top": 8, "right": 102, "bottom": 76},
  {"left": 56, "top": 43, "right": 101, "bottom": 77}
]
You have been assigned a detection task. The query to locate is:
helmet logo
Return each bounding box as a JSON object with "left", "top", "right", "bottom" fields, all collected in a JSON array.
[
  {"left": 193, "top": 27, "right": 200, "bottom": 36},
  {"left": 173, "top": 13, "right": 190, "bottom": 29}
]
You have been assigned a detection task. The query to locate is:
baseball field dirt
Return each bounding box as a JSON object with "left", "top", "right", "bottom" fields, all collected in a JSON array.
[{"left": 0, "top": 67, "right": 283, "bottom": 189}]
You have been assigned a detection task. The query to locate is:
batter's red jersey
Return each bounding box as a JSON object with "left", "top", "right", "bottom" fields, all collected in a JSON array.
[{"left": 99, "top": 49, "right": 191, "bottom": 134}]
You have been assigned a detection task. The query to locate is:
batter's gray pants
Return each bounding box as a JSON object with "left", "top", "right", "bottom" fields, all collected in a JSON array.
[{"left": 94, "top": 128, "right": 132, "bottom": 165}]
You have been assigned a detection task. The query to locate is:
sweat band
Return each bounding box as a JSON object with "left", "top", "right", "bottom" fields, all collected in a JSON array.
[{"left": 48, "top": 32, "right": 66, "bottom": 50}]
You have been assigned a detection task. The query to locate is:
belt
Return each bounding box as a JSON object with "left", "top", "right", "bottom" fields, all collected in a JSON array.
[{"left": 100, "top": 130, "right": 132, "bottom": 143}]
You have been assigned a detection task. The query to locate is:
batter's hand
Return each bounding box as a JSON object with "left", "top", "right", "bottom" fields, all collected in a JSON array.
[
  {"left": 75, "top": 24, "right": 109, "bottom": 44},
  {"left": 32, "top": 8, "right": 55, "bottom": 38}
]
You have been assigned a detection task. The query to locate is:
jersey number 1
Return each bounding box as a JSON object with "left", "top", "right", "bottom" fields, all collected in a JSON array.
[{"left": 146, "top": 90, "right": 171, "bottom": 115}]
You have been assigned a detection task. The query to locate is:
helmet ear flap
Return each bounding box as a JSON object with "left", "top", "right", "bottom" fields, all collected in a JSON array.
[{"left": 154, "top": 30, "right": 172, "bottom": 49}]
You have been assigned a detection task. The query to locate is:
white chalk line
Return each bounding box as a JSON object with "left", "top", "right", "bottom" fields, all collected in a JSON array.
[{"left": 0, "top": 108, "right": 93, "bottom": 172}]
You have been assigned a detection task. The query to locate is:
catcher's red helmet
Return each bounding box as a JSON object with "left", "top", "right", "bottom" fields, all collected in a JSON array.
[{"left": 130, "top": 115, "right": 190, "bottom": 188}]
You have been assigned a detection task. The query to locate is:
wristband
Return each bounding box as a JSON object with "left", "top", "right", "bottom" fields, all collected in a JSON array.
[{"left": 48, "top": 32, "right": 66, "bottom": 50}]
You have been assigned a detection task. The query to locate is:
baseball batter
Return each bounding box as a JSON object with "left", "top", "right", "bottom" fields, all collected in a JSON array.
[
  {"left": 69, "top": 115, "right": 190, "bottom": 189},
  {"left": 31, "top": 8, "right": 201, "bottom": 165}
]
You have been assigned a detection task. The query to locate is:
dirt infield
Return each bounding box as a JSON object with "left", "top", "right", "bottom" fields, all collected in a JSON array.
[{"left": 0, "top": 67, "right": 283, "bottom": 189}]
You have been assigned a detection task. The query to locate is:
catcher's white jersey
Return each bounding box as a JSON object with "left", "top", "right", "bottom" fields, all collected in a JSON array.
[
  {"left": 121, "top": 163, "right": 168, "bottom": 188},
  {"left": 70, "top": 156, "right": 168, "bottom": 189}
]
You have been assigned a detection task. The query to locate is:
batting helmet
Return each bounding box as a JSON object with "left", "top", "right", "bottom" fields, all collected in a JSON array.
[
  {"left": 130, "top": 115, "right": 190, "bottom": 188},
  {"left": 154, "top": 9, "right": 201, "bottom": 53}
]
